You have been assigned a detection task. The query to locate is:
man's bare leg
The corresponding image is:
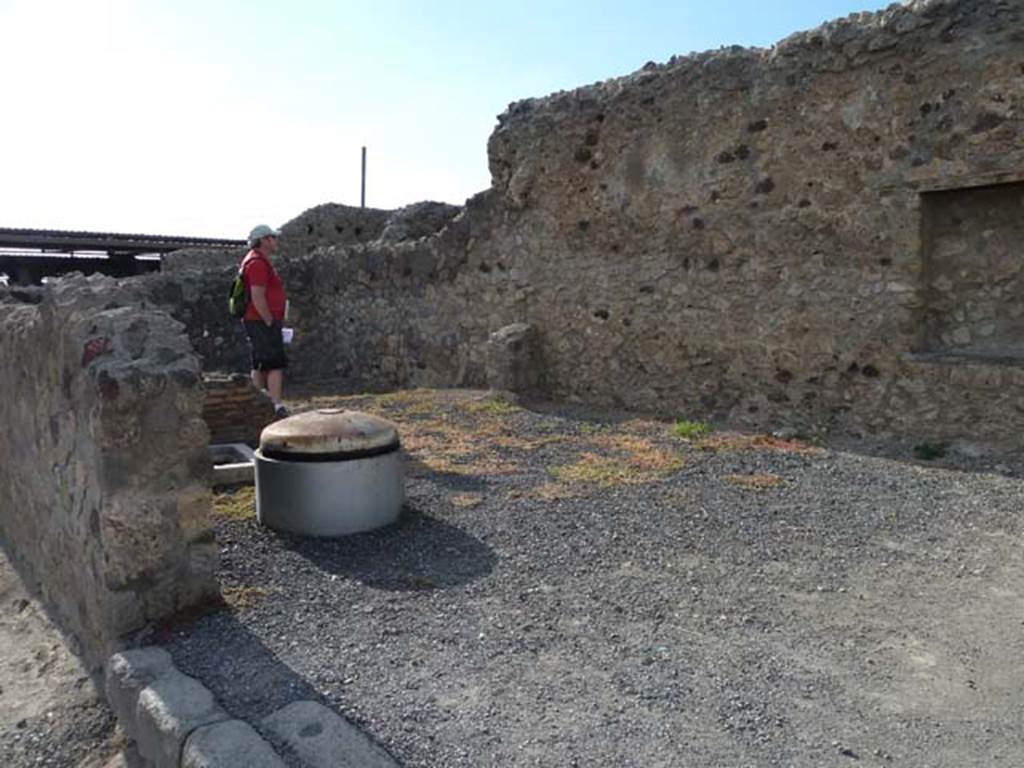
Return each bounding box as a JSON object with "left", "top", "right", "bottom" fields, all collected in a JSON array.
[
  {"left": 267, "top": 369, "right": 284, "bottom": 409},
  {"left": 251, "top": 369, "right": 268, "bottom": 391}
]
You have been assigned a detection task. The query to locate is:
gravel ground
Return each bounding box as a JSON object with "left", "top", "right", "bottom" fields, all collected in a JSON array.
[
  {"left": 4, "top": 387, "right": 1019, "bottom": 767},
  {"left": 154, "top": 388, "right": 1024, "bottom": 768}
]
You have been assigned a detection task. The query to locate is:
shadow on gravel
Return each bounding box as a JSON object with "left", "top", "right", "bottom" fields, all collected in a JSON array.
[
  {"left": 280, "top": 504, "right": 497, "bottom": 592},
  {"left": 825, "top": 436, "right": 1024, "bottom": 479},
  {"left": 406, "top": 457, "right": 489, "bottom": 492},
  {"left": 163, "top": 615, "right": 403, "bottom": 766},
  {"left": 168, "top": 612, "right": 330, "bottom": 720}
]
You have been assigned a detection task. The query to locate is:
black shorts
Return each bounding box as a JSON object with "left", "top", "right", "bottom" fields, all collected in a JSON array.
[{"left": 243, "top": 320, "right": 288, "bottom": 372}]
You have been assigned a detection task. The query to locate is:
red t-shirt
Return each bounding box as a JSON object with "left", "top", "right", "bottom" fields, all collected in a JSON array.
[{"left": 240, "top": 249, "right": 287, "bottom": 322}]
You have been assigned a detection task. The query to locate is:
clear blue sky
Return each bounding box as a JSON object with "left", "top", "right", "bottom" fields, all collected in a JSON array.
[{"left": 0, "top": 0, "right": 893, "bottom": 237}]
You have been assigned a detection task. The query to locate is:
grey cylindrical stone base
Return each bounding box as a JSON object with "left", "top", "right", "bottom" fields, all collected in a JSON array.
[{"left": 254, "top": 450, "right": 404, "bottom": 537}]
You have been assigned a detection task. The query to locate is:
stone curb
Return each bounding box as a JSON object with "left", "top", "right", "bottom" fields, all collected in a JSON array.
[
  {"left": 263, "top": 700, "right": 400, "bottom": 768},
  {"left": 106, "top": 647, "right": 282, "bottom": 767},
  {"left": 105, "top": 646, "right": 399, "bottom": 767}
]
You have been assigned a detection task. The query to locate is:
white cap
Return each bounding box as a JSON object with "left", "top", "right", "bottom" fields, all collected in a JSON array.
[{"left": 248, "top": 224, "right": 280, "bottom": 247}]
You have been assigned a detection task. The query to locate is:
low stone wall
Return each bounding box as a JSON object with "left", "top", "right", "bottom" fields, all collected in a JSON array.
[{"left": 0, "top": 274, "right": 218, "bottom": 672}]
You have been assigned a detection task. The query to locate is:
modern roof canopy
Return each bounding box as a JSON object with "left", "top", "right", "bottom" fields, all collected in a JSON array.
[{"left": 0, "top": 228, "right": 245, "bottom": 258}]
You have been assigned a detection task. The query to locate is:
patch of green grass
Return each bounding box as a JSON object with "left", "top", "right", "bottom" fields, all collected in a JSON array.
[
  {"left": 673, "top": 419, "right": 713, "bottom": 439},
  {"left": 913, "top": 442, "right": 947, "bottom": 461},
  {"left": 535, "top": 418, "right": 566, "bottom": 433},
  {"left": 550, "top": 454, "right": 630, "bottom": 485},
  {"left": 374, "top": 389, "right": 438, "bottom": 415},
  {"left": 464, "top": 398, "right": 521, "bottom": 416}
]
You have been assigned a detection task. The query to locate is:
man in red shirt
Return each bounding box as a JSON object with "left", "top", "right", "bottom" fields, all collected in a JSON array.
[{"left": 241, "top": 224, "right": 289, "bottom": 417}]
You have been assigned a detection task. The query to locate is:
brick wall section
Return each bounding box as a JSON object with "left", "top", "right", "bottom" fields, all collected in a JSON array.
[
  {"left": 0, "top": 274, "right": 218, "bottom": 672},
  {"left": 202, "top": 373, "right": 277, "bottom": 445}
]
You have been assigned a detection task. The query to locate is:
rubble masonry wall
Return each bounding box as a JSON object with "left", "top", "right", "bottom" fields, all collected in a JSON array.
[
  {"left": 0, "top": 275, "right": 218, "bottom": 672},
  {"left": 159, "top": 0, "right": 1024, "bottom": 447}
]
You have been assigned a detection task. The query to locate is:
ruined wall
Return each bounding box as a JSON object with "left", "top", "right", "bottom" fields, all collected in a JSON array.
[
  {"left": 0, "top": 275, "right": 217, "bottom": 671},
  {"left": 141, "top": 0, "right": 1024, "bottom": 448},
  {"left": 146, "top": 201, "right": 465, "bottom": 384},
  {"left": 277, "top": 0, "right": 1023, "bottom": 444},
  {"left": 132, "top": 269, "right": 251, "bottom": 375},
  {"left": 476, "top": 0, "right": 1024, "bottom": 442},
  {"left": 267, "top": 193, "right": 500, "bottom": 388}
]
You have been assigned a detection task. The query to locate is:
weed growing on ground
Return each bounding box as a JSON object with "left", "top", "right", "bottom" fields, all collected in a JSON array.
[
  {"left": 535, "top": 417, "right": 567, "bottom": 433},
  {"left": 212, "top": 486, "right": 255, "bottom": 520},
  {"left": 724, "top": 473, "right": 787, "bottom": 490},
  {"left": 700, "top": 432, "right": 822, "bottom": 456},
  {"left": 375, "top": 389, "right": 439, "bottom": 416},
  {"left": 551, "top": 453, "right": 633, "bottom": 485},
  {"left": 222, "top": 586, "right": 269, "bottom": 611},
  {"left": 548, "top": 435, "right": 685, "bottom": 490},
  {"left": 464, "top": 397, "right": 521, "bottom": 416},
  {"left": 673, "top": 419, "right": 713, "bottom": 439}
]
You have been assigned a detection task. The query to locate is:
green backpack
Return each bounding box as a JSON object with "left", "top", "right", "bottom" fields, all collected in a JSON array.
[{"left": 228, "top": 270, "right": 248, "bottom": 318}]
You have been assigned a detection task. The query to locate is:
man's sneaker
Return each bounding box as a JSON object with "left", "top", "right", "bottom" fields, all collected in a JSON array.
[{"left": 274, "top": 404, "right": 290, "bottom": 418}]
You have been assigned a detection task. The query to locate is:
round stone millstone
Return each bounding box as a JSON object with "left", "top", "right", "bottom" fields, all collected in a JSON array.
[
  {"left": 254, "top": 408, "right": 405, "bottom": 537},
  {"left": 259, "top": 408, "right": 400, "bottom": 459}
]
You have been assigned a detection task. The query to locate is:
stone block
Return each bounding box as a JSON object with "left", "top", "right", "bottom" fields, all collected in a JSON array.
[
  {"left": 135, "top": 667, "right": 230, "bottom": 768},
  {"left": 182, "top": 541, "right": 220, "bottom": 603},
  {"left": 177, "top": 484, "right": 214, "bottom": 543},
  {"left": 485, "top": 322, "right": 539, "bottom": 394},
  {"left": 99, "top": 744, "right": 144, "bottom": 768},
  {"left": 105, "top": 647, "right": 174, "bottom": 742},
  {"left": 262, "top": 700, "right": 399, "bottom": 768},
  {"left": 99, "top": 496, "right": 178, "bottom": 591},
  {"left": 182, "top": 720, "right": 286, "bottom": 768}
]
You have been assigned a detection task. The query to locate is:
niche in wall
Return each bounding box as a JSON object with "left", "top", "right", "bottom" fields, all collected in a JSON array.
[{"left": 919, "top": 181, "right": 1024, "bottom": 360}]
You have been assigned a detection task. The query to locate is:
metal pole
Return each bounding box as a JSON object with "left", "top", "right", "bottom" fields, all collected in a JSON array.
[{"left": 360, "top": 146, "right": 367, "bottom": 208}]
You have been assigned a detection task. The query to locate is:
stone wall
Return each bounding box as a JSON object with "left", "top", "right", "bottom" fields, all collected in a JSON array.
[
  {"left": 150, "top": 201, "right": 464, "bottom": 380},
  {"left": 145, "top": 0, "right": 1024, "bottom": 448},
  {"left": 476, "top": 0, "right": 1024, "bottom": 442},
  {"left": 263, "top": 193, "right": 498, "bottom": 388},
  {"left": 131, "top": 269, "right": 250, "bottom": 376},
  {"left": 0, "top": 274, "right": 217, "bottom": 672}
]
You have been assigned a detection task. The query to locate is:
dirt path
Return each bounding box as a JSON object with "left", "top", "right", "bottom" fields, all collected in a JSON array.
[{"left": 0, "top": 550, "right": 122, "bottom": 767}]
